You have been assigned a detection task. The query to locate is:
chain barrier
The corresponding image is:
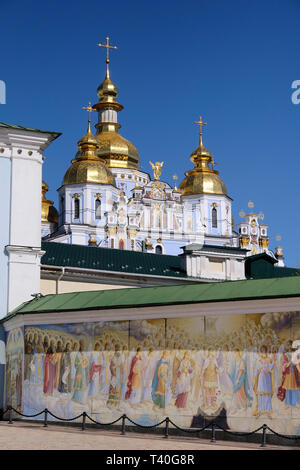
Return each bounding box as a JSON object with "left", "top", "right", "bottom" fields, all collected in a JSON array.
[
  {"left": 266, "top": 425, "right": 300, "bottom": 441},
  {"left": 168, "top": 418, "right": 212, "bottom": 434},
  {"left": 215, "top": 423, "right": 264, "bottom": 437},
  {"left": 3, "top": 406, "right": 300, "bottom": 447},
  {"left": 126, "top": 416, "right": 167, "bottom": 429},
  {"left": 85, "top": 413, "right": 123, "bottom": 427}
]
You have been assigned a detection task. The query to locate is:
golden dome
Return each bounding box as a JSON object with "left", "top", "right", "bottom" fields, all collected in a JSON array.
[
  {"left": 41, "top": 181, "right": 58, "bottom": 223},
  {"left": 97, "top": 75, "right": 118, "bottom": 102},
  {"left": 96, "top": 130, "right": 140, "bottom": 169},
  {"left": 179, "top": 169, "right": 228, "bottom": 196},
  {"left": 62, "top": 122, "right": 115, "bottom": 186},
  {"left": 63, "top": 159, "right": 115, "bottom": 185},
  {"left": 179, "top": 118, "right": 228, "bottom": 197}
]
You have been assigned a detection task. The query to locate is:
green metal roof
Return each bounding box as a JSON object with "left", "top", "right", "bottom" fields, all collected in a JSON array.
[
  {"left": 41, "top": 241, "right": 188, "bottom": 278},
  {"left": 5, "top": 276, "right": 300, "bottom": 320},
  {"left": 245, "top": 253, "right": 300, "bottom": 279}
]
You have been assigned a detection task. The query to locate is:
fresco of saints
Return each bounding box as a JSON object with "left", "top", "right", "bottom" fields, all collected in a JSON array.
[
  {"left": 151, "top": 352, "right": 169, "bottom": 409},
  {"left": 202, "top": 348, "right": 220, "bottom": 408},
  {"left": 107, "top": 345, "right": 123, "bottom": 408},
  {"left": 43, "top": 341, "right": 58, "bottom": 396},
  {"left": 88, "top": 342, "right": 102, "bottom": 400},
  {"left": 252, "top": 345, "right": 274, "bottom": 418},
  {"left": 58, "top": 342, "right": 72, "bottom": 394},
  {"left": 174, "top": 352, "right": 194, "bottom": 409},
  {"left": 71, "top": 340, "right": 89, "bottom": 405},
  {"left": 277, "top": 340, "right": 300, "bottom": 408},
  {"left": 125, "top": 347, "right": 143, "bottom": 406},
  {"left": 229, "top": 349, "right": 253, "bottom": 414}
]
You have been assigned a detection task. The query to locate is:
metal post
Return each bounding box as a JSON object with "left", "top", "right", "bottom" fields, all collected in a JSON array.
[
  {"left": 82, "top": 412, "right": 86, "bottom": 431},
  {"left": 44, "top": 409, "right": 48, "bottom": 427},
  {"left": 261, "top": 424, "right": 267, "bottom": 448},
  {"left": 164, "top": 417, "right": 169, "bottom": 438},
  {"left": 8, "top": 406, "right": 13, "bottom": 425},
  {"left": 121, "top": 414, "right": 126, "bottom": 435},
  {"left": 210, "top": 423, "right": 216, "bottom": 443}
]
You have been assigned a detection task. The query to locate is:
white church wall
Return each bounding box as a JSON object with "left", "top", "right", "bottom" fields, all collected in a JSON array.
[{"left": 0, "top": 156, "right": 11, "bottom": 316}]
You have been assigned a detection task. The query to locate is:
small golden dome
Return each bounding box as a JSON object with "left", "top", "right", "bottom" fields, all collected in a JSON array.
[
  {"left": 41, "top": 181, "right": 58, "bottom": 223},
  {"left": 62, "top": 122, "right": 115, "bottom": 186},
  {"left": 97, "top": 76, "right": 118, "bottom": 101},
  {"left": 96, "top": 130, "right": 140, "bottom": 169},
  {"left": 63, "top": 159, "right": 115, "bottom": 186},
  {"left": 179, "top": 169, "right": 228, "bottom": 196},
  {"left": 179, "top": 118, "right": 228, "bottom": 196}
]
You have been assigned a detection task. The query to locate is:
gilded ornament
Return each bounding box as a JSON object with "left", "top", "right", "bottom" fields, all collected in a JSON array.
[{"left": 149, "top": 161, "right": 164, "bottom": 181}]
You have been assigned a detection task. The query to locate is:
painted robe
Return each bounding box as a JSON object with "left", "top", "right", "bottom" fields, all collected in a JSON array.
[
  {"left": 174, "top": 356, "right": 194, "bottom": 409},
  {"left": 152, "top": 359, "right": 168, "bottom": 408},
  {"left": 120, "top": 350, "right": 129, "bottom": 399},
  {"left": 278, "top": 352, "right": 300, "bottom": 406},
  {"left": 125, "top": 354, "right": 143, "bottom": 404},
  {"left": 202, "top": 355, "right": 220, "bottom": 407},
  {"left": 58, "top": 350, "right": 72, "bottom": 393},
  {"left": 229, "top": 355, "right": 252, "bottom": 411},
  {"left": 31, "top": 342, "right": 44, "bottom": 386},
  {"left": 43, "top": 350, "right": 57, "bottom": 396},
  {"left": 107, "top": 353, "right": 122, "bottom": 407},
  {"left": 71, "top": 352, "right": 89, "bottom": 404},
  {"left": 88, "top": 351, "right": 102, "bottom": 398},
  {"left": 142, "top": 351, "right": 159, "bottom": 401},
  {"left": 216, "top": 350, "right": 232, "bottom": 397},
  {"left": 253, "top": 356, "right": 274, "bottom": 412}
]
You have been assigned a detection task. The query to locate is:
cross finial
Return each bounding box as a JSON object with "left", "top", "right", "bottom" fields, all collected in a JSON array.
[
  {"left": 97, "top": 36, "right": 117, "bottom": 64},
  {"left": 82, "top": 102, "right": 94, "bottom": 124},
  {"left": 194, "top": 116, "right": 207, "bottom": 145}
]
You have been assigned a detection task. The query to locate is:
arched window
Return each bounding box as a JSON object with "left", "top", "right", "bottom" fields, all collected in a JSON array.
[
  {"left": 155, "top": 245, "right": 163, "bottom": 255},
  {"left": 212, "top": 207, "right": 218, "bottom": 228},
  {"left": 74, "top": 198, "right": 80, "bottom": 219},
  {"left": 118, "top": 239, "right": 125, "bottom": 250},
  {"left": 95, "top": 198, "right": 101, "bottom": 219}
]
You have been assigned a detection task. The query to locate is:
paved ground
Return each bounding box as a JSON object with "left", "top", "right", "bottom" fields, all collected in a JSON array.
[{"left": 0, "top": 421, "right": 295, "bottom": 450}]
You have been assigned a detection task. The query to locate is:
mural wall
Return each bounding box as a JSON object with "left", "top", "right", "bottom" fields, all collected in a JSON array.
[{"left": 6, "top": 312, "right": 300, "bottom": 434}]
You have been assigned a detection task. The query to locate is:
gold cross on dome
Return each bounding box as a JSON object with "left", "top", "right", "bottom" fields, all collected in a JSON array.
[
  {"left": 82, "top": 102, "right": 94, "bottom": 123},
  {"left": 98, "top": 37, "right": 117, "bottom": 63},
  {"left": 194, "top": 116, "right": 207, "bottom": 137}
]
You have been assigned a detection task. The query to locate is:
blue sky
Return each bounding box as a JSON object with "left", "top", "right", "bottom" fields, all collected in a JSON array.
[{"left": 1, "top": 0, "right": 300, "bottom": 266}]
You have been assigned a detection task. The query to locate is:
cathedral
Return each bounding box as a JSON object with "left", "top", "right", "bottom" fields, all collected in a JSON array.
[
  {"left": 41, "top": 38, "right": 282, "bottom": 270},
  {"left": 3, "top": 38, "right": 300, "bottom": 442}
]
